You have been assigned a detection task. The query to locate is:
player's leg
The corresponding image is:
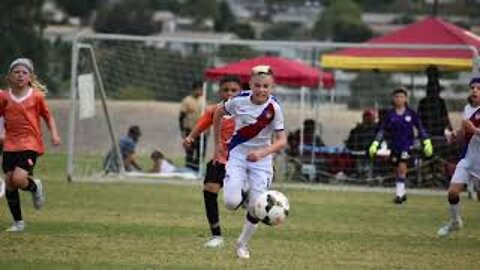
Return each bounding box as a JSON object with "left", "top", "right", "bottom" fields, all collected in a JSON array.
[
  {"left": 390, "top": 151, "right": 408, "bottom": 204},
  {"left": 437, "top": 161, "right": 468, "bottom": 237},
  {"left": 4, "top": 171, "right": 24, "bottom": 232},
  {"left": 3, "top": 152, "right": 25, "bottom": 232},
  {"left": 223, "top": 154, "right": 247, "bottom": 211},
  {"left": 394, "top": 160, "right": 408, "bottom": 204},
  {"left": 235, "top": 158, "right": 273, "bottom": 259},
  {"left": 203, "top": 160, "right": 225, "bottom": 248},
  {"left": 11, "top": 151, "right": 43, "bottom": 210}
]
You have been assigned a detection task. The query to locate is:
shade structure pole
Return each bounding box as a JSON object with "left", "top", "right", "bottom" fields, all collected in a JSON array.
[
  {"left": 470, "top": 46, "right": 480, "bottom": 75},
  {"left": 312, "top": 88, "right": 321, "bottom": 165},
  {"left": 299, "top": 87, "right": 306, "bottom": 156},
  {"left": 410, "top": 73, "right": 415, "bottom": 104}
]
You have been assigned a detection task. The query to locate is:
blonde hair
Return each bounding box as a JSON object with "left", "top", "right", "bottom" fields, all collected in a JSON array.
[
  {"left": 251, "top": 65, "right": 273, "bottom": 77},
  {"left": 29, "top": 74, "right": 48, "bottom": 93}
]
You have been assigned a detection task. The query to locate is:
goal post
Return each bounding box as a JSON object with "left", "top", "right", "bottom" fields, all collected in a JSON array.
[{"left": 67, "top": 41, "right": 125, "bottom": 181}]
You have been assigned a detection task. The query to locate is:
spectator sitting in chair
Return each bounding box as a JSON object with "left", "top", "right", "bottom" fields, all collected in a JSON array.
[
  {"left": 345, "top": 109, "right": 378, "bottom": 178},
  {"left": 104, "top": 125, "right": 142, "bottom": 173},
  {"left": 345, "top": 109, "right": 378, "bottom": 153},
  {"left": 287, "top": 119, "right": 325, "bottom": 157}
]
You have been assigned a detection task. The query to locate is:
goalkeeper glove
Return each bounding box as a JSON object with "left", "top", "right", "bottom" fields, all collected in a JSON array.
[
  {"left": 368, "top": 141, "right": 379, "bottom": 158},
  {"left": 423, "top": 139, "right": 433, "bottom": 157}
]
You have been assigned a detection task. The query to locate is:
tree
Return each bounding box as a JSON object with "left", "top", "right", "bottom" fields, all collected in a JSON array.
[
  {"left": 312, "top": 0, "right": 373, "bottom": 42},
  {"left": 179, "top": 0, "right": 217, "bottom": 24},
  {"left": 149, "top": 0, "right": 181, "bottom": 13},
  {"left": 230, "top": 23, "right": 256, "bottom": 39},
  {"left": 54, "top": 0, "right": 98, "bottom": 25},
  {"left": 214, "top": 0, "right": 236, "bottom": 32},
  {"left": 261, "top": 22, "right": 300, "bottom": 40},
  {"left": 0, "top": 0, "right": 47, "bottom": 86},
  {"left": 353, "top": 0, "right": 395, "bottom": 12},
  {"left": 94, "top": 0, "right": 156, "bottom": 35}
]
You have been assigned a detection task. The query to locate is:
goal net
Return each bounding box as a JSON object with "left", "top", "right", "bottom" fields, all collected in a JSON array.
[{"left": 67, "top": 33, "right": 476, "bottom": 188}]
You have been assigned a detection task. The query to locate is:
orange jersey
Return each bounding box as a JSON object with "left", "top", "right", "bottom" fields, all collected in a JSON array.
[
  {"left": 0, "top": 89, "right": 52, "bottom": 154},
  {"left": 196, "top": 104, "right": 235, "bottom": 164}
]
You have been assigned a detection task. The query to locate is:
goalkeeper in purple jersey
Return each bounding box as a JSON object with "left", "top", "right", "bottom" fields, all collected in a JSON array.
[{"left": 369, "top": 87, "right": 433, "bottom": 204}]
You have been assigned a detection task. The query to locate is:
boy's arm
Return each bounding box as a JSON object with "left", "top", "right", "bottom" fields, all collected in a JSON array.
[
  {"left": 213, "top": 105, "right": 228, "bottom": 162},
  {"left": 246, "top": 130, "right": 287, "bottom": 162},
  {"left": 413, "top": 111, "right": 429, "bottom": 140},
  {"left": 412, "top": 111, "right": 432, "bottom": 157},
  {"left": 267, "top": 130, "right": 287, "bottom": 155},
  {"left": 369, "top": 113, "right": 390, "bottom": 158},
  {"left": 183, "top": 105, "right": 215, "bottom": 148}
]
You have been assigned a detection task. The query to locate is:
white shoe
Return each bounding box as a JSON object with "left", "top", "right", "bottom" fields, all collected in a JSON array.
[
  {"left": 5, "top": 220, "right": 25, "bottom": 232},
  {"left": 204, "top": 236, "right": 224, "bottom": 248},
  {"left": 235, "top": 243, "right": 250, "bottom": 259},
  {"left": 437, "top": 219, "right": 463, "bottom": 237},
  {"left": 0, "top": 179, "right": 5, "bottom": 198},
  {"left": 32, "top": 179, "right": 44, "bottom": 210}
]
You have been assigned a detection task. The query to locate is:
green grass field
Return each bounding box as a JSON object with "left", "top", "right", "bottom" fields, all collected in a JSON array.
[{"left": 1, "top": 154, "right": 479, "bottom": 269}]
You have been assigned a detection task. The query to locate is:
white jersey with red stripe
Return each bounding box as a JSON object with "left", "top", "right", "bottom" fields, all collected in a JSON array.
[
  {"left": 224, "top": 91, "right": 284, "bottom": 152},
  {"left": 461, "top": 104, "right": 480, "bottom": 164},
  {"left": 451, "top": 104, "right": 480, "bottom": 184}
]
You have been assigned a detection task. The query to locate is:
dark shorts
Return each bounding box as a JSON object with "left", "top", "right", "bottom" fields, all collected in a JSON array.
[
  {"left": 204, "top": 160, "right": 226, "bottom": 187},
  {"left": 390, "top": 151, "right": 411, "bottom": 166},
  {"left": 2, "top": 150, "right": 39, "bottom": 175}
]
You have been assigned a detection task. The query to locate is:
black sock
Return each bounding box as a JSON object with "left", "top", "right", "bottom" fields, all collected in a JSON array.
[
  {"left": 246, "top": 212, "right": 260, "bottom": 224},
  {"left": 448, "top": 194, "right": 460, "bottom": 205},
  {"left": 21, "top": 177, "right": 37, "bottom": 193},
  {"left": 6, "top": 189, "right": 22, "bottom": 221},
  {"left": 203, "top": 190, "right": 221, "bottom": 236}
]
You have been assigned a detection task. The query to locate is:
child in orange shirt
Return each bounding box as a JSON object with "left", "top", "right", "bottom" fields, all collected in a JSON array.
[
  {"left": 1, "top": 58, "right": 61, "bottom": 232},
  {"left": 183, "top": 76, "right": 241, "bottom": 248}
]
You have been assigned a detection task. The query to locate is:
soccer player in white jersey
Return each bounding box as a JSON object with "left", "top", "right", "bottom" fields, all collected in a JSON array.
[
  {"left": 437, "top": 77, "right": 480, "bottom": 237},
  {"left": 213, "top": 65, "right": 287, "bottom": 259}
]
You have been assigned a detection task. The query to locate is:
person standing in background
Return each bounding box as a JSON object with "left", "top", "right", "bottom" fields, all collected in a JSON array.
[{"left": 179, "top": 80, "right": 205, "bottom": 171}]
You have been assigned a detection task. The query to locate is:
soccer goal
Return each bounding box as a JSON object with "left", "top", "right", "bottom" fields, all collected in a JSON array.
[
  {"left": 66, "top": 34, "right": 213, "bottom": 182},
  {"left": 67, "top": 32, "right": 477, "bottom": 188}
]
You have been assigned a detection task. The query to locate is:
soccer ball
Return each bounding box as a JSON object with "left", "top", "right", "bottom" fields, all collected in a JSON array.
[{"left": 254, "top": 190, "right": 290, "bottom": 226}]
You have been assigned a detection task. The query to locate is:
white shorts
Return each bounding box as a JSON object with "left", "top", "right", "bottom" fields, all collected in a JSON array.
[
  {"left": 451, "top": 159, "right": 480, "bottom": 185},
  {"left": 223, "top": 147, "right": 273, "bottom": 216}
]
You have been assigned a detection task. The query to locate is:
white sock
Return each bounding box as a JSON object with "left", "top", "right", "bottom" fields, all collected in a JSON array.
[
  {"left": 395, "top": 181, "right": 405, "bottom": 197},
  {"left": 237, "top": 217, "right": 258, "bottom": 246},
  {"left": 449, "top": 203, "right": 461, "bottom": 222}
]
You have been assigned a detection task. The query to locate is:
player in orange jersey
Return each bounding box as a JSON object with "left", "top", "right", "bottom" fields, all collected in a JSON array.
[
  {"left": 183, "top": 76, "right": 241, "bottom": 248},
  {"left": 0, "top": 58, "right": 61, "bottom": 232}
]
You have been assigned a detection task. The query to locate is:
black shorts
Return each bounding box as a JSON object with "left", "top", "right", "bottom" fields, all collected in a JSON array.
[
  {"left": 390, "top": 151, "right": 411, "bottom": 166},
  {"left": 204, "top": 160, "right": 226, "bottom": 187},
  {"left": 2, "top": 150, "right": 39, "bottom": 175}
]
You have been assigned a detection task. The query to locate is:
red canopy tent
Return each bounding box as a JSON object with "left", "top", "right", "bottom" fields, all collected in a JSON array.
[
  {"left": 205, "top": 56, "right": 335, "bottom": 89},
  {"left": 322, "top": 17, "right": 480, "bottom": 71}
]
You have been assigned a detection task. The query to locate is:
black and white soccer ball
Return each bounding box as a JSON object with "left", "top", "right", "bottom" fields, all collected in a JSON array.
[{"left": 254, "top": 190, "right": 289, "bottom": 226}]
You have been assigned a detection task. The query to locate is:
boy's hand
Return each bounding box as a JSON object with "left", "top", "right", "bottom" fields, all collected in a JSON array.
[
  {"left": 246, "top": 149, "right": 266, "bottom": 162},
  {"left": 422, "top": 139, "right": 433, "bottom": 157},
  {"left": 183, "top": 136, "right": 194, "bottom": 149},
  {"left": 368, "top": 141, "right": 379, "bottom": 158},
  {"left": 463, "top": 120, "right": 476, "bottom": 134}
]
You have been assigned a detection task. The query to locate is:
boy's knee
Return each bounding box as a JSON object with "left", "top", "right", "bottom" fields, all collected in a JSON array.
[
  {"left": 224, "top": 194, "right": 242, "bottom": 210},
  {"left": 448, "top": 192, "right": 460, "bottom": 205}
]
